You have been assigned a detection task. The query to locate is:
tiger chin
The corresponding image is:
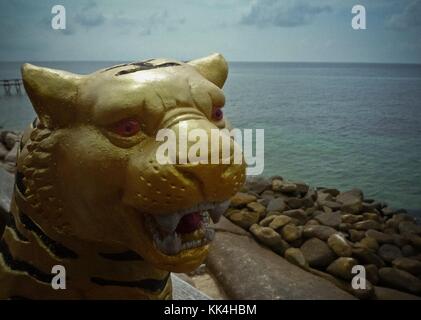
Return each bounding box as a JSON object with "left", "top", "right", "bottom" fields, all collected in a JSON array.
[{"left": 0, "top": 53, "right": 246, "bottom": 299}]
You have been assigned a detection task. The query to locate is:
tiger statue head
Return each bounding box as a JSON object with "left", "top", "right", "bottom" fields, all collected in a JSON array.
[{"left": 18, "top": 53, "right": 246, "bottom": 274}]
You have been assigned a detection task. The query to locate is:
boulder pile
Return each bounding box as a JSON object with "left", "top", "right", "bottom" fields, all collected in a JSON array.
[
  {"left": 0, "top": 130, "right": 20, "bottom": 173},
  {"left": 225, "top": 176, "right": 421, "bottom": 299}
]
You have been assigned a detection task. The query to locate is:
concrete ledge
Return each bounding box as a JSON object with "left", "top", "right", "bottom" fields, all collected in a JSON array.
[{"left": 172, "top": 274, "right": 211, "bottom": 300}]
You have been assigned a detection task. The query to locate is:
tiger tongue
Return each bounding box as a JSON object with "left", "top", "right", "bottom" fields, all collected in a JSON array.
[{"left": 175, "top": 212, "right": 202, "bottom": 234}]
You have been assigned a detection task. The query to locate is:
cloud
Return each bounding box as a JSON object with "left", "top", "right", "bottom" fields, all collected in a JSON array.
[
  {"left": 241, "top": 0, "right": 332, "bottom": 27},
  {"left": 387, "top": 0, "right": 421, "bottom": 30},
  {"left": 74, "top": 1, "right": 105, "bottom": 28},
  {"left": 111, "top": 9, "right": 186, "bottom": 36}
]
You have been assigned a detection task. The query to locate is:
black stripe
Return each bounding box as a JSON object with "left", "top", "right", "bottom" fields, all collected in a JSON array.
[
  {"left": 91, "top": 273, "right": 170, "bottom": 292},
  {"left": 0, "top": 239, "right": 52, "bottom": 283},
  {"left": 5, "top": 211, "right": 29, "bottom": 242},
  {"left": 115, "top": 62, "right": 180, "bottom": 76},
  {"left": 19, "top": 213, "right": 78, "bottom": 259},
  {"left": 99, "top": 250, "right": 144, "bottom": 261},
  {"left": 15, "top": 170, "right": 26, "bottom": 195}
]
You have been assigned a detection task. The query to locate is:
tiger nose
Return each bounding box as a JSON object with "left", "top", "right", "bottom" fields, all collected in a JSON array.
[{"left": 168, "top": 118, "right": 246, "bottom": 200}]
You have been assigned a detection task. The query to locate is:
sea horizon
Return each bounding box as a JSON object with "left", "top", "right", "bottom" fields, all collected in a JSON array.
[{"left": 1, "top": 61, "right": 421, "bottom": 217}]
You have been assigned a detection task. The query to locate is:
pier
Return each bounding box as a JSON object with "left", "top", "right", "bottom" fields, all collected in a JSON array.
[{"left": 1, "top": 79, "right": 23, "bottom": 95}]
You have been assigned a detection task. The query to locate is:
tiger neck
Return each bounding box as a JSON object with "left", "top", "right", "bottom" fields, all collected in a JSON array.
[{"left": 0, "top": 192, "right": 171, "bottom": 299}]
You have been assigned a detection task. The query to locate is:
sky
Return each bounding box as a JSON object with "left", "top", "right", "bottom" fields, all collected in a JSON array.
[{"left": 0, "top": 0, "right": 420, "bottom": 63}]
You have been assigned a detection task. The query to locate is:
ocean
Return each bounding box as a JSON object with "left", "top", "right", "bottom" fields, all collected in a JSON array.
[{"left": 1, "top": 61, "right": 421, "bottom": 214}]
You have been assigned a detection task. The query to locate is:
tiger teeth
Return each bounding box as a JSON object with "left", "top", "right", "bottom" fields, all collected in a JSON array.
[
  {"left": 154, "top": 232, "right": 182, "bottom": 255},
  {"left": 146, "top": 200, "right": 229, "bottom": 256}
]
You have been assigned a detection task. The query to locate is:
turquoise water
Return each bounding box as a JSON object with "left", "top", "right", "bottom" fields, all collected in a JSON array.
[{"left": 1, "top": 61, "right": 421, "bottom": 213}]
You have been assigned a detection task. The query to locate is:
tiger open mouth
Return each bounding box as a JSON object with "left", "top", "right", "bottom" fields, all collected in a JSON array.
[{"left": 144, "top": 200, "right": 230, "bottom": 256}]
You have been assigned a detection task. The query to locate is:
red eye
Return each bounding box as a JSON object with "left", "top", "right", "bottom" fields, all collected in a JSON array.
[
  {"left": 212, "top": 108, "right": 223, "bottom": 121},
  {"left": 112, "top": 119, "right": 141, "bottom": 137}
]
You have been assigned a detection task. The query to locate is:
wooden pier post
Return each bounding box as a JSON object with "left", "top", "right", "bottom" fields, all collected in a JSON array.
[{"left": 1, "top": 79, "right": 23, "bottom": 95}]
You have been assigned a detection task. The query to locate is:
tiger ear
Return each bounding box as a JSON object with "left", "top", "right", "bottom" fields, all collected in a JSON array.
[
  {"left": 188, "top": 53, "right": 228, "bottom": 88},
  {"left": 21, "top": 63, "right": 82, "bottom": 128}
]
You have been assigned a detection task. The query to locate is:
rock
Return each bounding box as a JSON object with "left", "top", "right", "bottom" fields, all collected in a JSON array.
[
  {"left": 378, "top": 244, "right": 402, "bottom": 263},
  {"left": 268, "top": 215, "right": 292, "bottom": 230},
  {"left": 303, "top": 225, "right": 337, "bottom": 241},
  {"left": 257, "top": 198, "right": 269, "bottom": 207},
  {"left": 392, "top": 257, "right": 421, "bottom": 276},
  {"left": 259, "top": 215, "right": 277, "bottom": 227},
  {"left": 352, "top": 248, "right": 385, "bottom": 268},
  {"left": 270, "top": 175, "right": 284, "bottom": 181},
  {"left": 280, "top": 182, "right": 297, "bottom": 193},
  {"left": 399, "top": 221, "right": 421, "bottom": 235},
  {"left": 304, "top": 188, "right": 317, "bottom": 201},
  {"left": 226, "top": 209, "right": 259, "bottom": 229},
  {"left": 266, "top": 211, "right": 284, "bottom": 217},
  {"left": 305, "top": 207, "right": 317, "bottom": 216},
  {"left": 326, "top": 257, "right": 358, "bottom": 280},
  {"left": 362, "top": 201, "right": 382, "bottom": 212},
  {"left": 281, "top": 223, "right": 302, "bottom": 242},
  {"left": 0, "top": 169, "right": 14, "bottom": 213},
  {"left": 342, "top": 214, "right": 363, "bottom": 224},
  {"left": 392, "top": 234, "right": 409, "bottom": 247},
  {"left": 317, "top": 192, "right": 333, "bottom": 202},
  {"left": 365, "top": 229, "right": 394, "bottom": 244},
  {"left": 382, "top": 207, "right": 403, "bottom": 217},
  {"left": 378, "top": 267, "right": 421, "bottom": 294},
  {"left": 319, "top": 188, "right": 340, "bottom": 197},
  {"left": 338, "top": 223, "right": 351, "bottom": 232},
  {"left": 293, "top": 181, "right": 309, "bottom": 195},
  {"left": 365, "top": 264, "right": 379, "bottom": 285},
  {"left": 354, "top": 220, "right": 382, "bottom": 231},
  {"left": 266, "top": 198, "right": 286, "bottom": 212},
  {"left": 229, "top": 192, "right": 257, "bottom": 208},
  {"left": 336, "top": 189, "right": 363, "bottom": 214},
  {"left": 327, "top": 234, "right": 352, "bottom": 257},
  {"left": 4, "top": 132, "right": 19, "bottom": 149},
  {"left": 322, "top": 206, "right": 333, "bottom": 214},
  {"left": 282, "top": 209, "right": 307, "bottom": 224},
  {"left": 285, "top": 197, "right": 313, "bottom": 209},
  {"left": 211, "top": 216, "right": 252, "bottom": 237},
  {"left": 245, "top": 176, "right": 270, "bottom": 194},
  {"left": 363, "top": 212, "right": 382, "bottom": 221},
  {"left": 315, "top": 211, "right": 342, "bottom": 228},
  {"left": 349, "top": 229, "right": 365, "bottom": 242},
  {"left": 4, "top": 143, "right": 18, "bottom": 163},
  {"left": 405, "top": 234, "right": 421, "bottom": 250},
  {"left": 260, "top": 190, "right": 275, "bottom": 201},
  {"left": 318, "top": 200, "right": 342, "bottom": 211},
  {"left": 284, "top": 248, "right": 308, "bottom": 268},
  {"left": 271, "top": 179, "right": 283, "bottom": 192},
  {"left": 300, "top": 238, "right": 336, "bottom": 268},
  {"left": 249, "top": 224, "right": 289, "bottom": 254},
  {"left": 0, "top": 143, "right": 8, "bottom": 160},
  {"left": 355, "top": 237, "right": 379, "bottom": 252},
  {"left": 401, "top": 245, "right": 416, "bottom": 257},
  {"left": 374, "top": 286, "right": 421, "bottom": 300},
  {"left": 207, "top": 231, "right": 355, "bottom": 299},
  {"left": 306, "top": 219, "right": 320, "bottom": 226},
  {"left": 246, "top": 201, "right": 266, "bottom": 219}
]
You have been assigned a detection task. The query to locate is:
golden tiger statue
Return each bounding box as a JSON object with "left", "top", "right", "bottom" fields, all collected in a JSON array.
[{"left": 0, "top": 53, "right": 246, "bottom": 299}]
